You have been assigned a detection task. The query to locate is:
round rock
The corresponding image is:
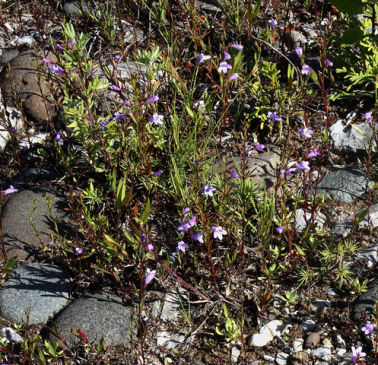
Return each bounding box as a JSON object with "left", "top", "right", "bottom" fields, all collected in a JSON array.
[
  {"left": 2, "top": 186, "right": 74, "bottom": 261},
  {"left": 0, "top": 263, "right": 71, "bottom": 324},
  {"left": 48, "top": 290, "right": 135, "bottom": 347},
  {"left": 0, "top": 50, "right": 58, "bottom": 123}
]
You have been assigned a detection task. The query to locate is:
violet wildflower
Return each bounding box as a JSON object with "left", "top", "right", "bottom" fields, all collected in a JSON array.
[
  {"left": 267, "top": 111, "right": 282, "bottom": 122},
  {"left": 298, "top": 127, "right": 313, "bottom": 138},
  {"left": 145, "top": 268, "right": 156, "bottom": 285},
  {"left": 307, "top": 148, "right": 321, "bottom": 158},
  {"left": 55, "top": 44, "right": 63, "bottom": 51},
  {"left": 280, "top": 168, "right": 292, "bottom": 175},
  {"left": 148, "top": 113, "right": 164, "bottom": 126},
  {"left": 177, "top": 221, "right": 190, "bottom": 235},
  {"left": 146, "top": 95, "right": 159, "bottom": 103},
  {"left": 277, "top": 226, "right": 284, "bottom": 234},
  {"left": 146, "top": 244, "right": 154, "bottom": 251},
  {"left": 255, "top": 144, "right": 264, "bottom": 150},
  {"left": 113, "top": 111, "right": 127, "bottom": 121},
  {"left": 212, "top": 226, "right": 227, "bottom": 240},
  {"left": 296, "top": 161, "right": 310, "bottom": 171},
  {"left": 363, "top": 111, "right": 372, "bottom": 123},
  {"left": 122, "top": 100, "right": 130, "bottom": 106},
  {"left": 245, "top": 144, "right": 264, "bottom": 156},
  {"left": 115, "top": 54, "right": 122, "bottom": 59},
  {"left": 301, "top": 65, "right": 313, "bottom": 75},
  {"left": 140, "top": 234, "right": 146, "bottom": 243},
  {"left": 184, "top": 208, "right": 190, "bottom": 217},
  {"left": 202, "top": 184, "right": 216, "bottom": 197},
  {"left": 191, "top": 232, "right": 204, "bottom": 244},
  {"left": 196, "top": 53, "right": 212, "bottom": 64},
  {"left": 195, "top": 158, "right": 201, "bottom": 167},
  {"left": 351, "top": 346, "right": 366, "bottom": 362},
  {"left": 325, "top": 59, "right": 333, "bottom": 67},
  {"left": 112, "top": 85, "right": 121, "bottom": 91},
  {"left": 229, "top": 171, "right": 239, "bottom": 178},
  {"left": 42, "top": 58, "right": 51, "bottom": 63},
  {"left": 228, "top": 73, "right": 239, "bottom": 81},
  {"left": 76, "top": 248, "right": 83, "bottom": 254},
  {"left": 224, "top": 51, "right": 231, "bottom": 60},
  {"left": 54, "top": 132, "right": 62, "bottom": 142},
  {"left": 188, "top": 215, "right": 197, "bottom": 228},
  {"left": 153, "top": 170, "right": 163, "bottom": 176},
  {"left": 231, "top": 44, "right": 243, "bottom": 50},
  {"left": 294, "top": 47, "right": 303, "bottom": 56},
  {"left": 70, "top": 39, "right": 75, "bottom": 45},
  {"left": 100, "top": 119, "right": 111, "bottom": 129},
  {"left": 268, "top": 19, "right": 277, "bottom": 29},
  {"left": 218, "top": 61, "right": 232, "bottom": 74},
  {"left": 177, "top": 240, "right": 189, "bottom": 253},
  {"left": 48, "top": 64, "right": 64, "bottom": 74},
  {"left": 361, "top": 323, "right": 374, "bottom": 335},
  {"left": 3, "top": 185, "right": 18, "bottom": 195}
]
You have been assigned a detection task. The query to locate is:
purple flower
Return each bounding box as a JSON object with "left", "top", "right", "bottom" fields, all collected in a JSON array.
[
  {"left": 70, "top": 39, "right": 75, "bottom": 45},
  {"left": 298, "top": 127, "right": 313, "bottom": 138},
  {"left": 351, "top": 346, "right": 366, "bottom": 362},
  {"left": 42, "top": 58, "right": 51, "bottom": 63},
  {"left": 55, "top": 44, "right": 63, "bottom": 51},
  {"left": 267, "top": 111, "right": 282, "bottom": 122},
  {"left": 361, "top": 323, "right": 374, "bottom": 335},
  {"left": 268, "top": 19, "right": 277, "bottom": 29},
  {"left": 115, "top": 54, "right": 122, "bottom": 59},
  {"left": 54, "top": 132, "right": 62, "bottom": 142},
  {"left": 140, "top": 234, "right": 146, "bottom": 243},
  {"left": 177, "top": 240, "right": 189, "bottom": 253},
  {"left": 177, "top": 221, "right": 190, "bottom": 235},
  {"left": 148, "top": 113, "right": 164, "bottom": 126},
  {"left": 123, "top": 100, "right": 130, "bottom": 106},
  {"left": 113, "top": 111, "right": 127, "bottom": 121},
  {"left": 48, "top": 64, "right": 64, "bottom": 74},
  {"left": 255, "top": 144, "right": 264, "bottom": 150},
  {"left": 229, "top": 171, "right": 239, "bottom": 178},
  {"left": 202, "top": 184, "right": 216, "bottom": 197},
  {"left": 184, "top": 208, "right": 190, "bottom": 217},
  {"left": 325, "top": 59, "right": 333, "bottom": 67},
  {"left": 231, "top": 44, "right": 243, "bottom": 50},
  {"left": 277, "top": 226, "right": 284, "bottom": 234},
  {"left": 191, "top": 232, "right": 204, "bottom": 244},
  {"left": 294, "top": 47, "right": 303, "bottom": 56},
  {"left": 307, "top": 148, "right": 321, "bottom": 158},
  {"left": 245, "top": 144, "right": 264, "bottom": 156},
  {"left": 301, "top": 65, "right": 313, "bottom": 75},
  {"left": 146, "top": 95, "right": 159, "bottom": 103},
  {"left": 112, "top": 85, "right": 121, "bottom": 91},
  {"left": 228, "top": 73, "right": 239, "bottom": 81},
  {"left": 145, "top": 268, "right": 156, "bottom": 285},
  {"left": 212, "top": 226, "right": 227, "bottom": 240},
  {"left": 296, "top": 161, "right": 310, "bottom": 171},
  {"left": 100, "top": 119, "right": 111, "bottom": 129},
  {"left": 224, "top": 51, "right": 231, "bottom": 60},
  {"left": 195, "top": 158, "right": 201, "bottom": 167},
  {"left": 76, "top": 247, "right": 83, "bottom": 254},
  {"left": 218, "top": 61, "right": 232, "bottom": 74},
  {"left": 188, "top": 215, "right": 197, "bottom": 228},
  {"left": 146, "top": 244, "right": 154, "bottom": 251},
  {"left": 153, "top": 170, "right": 163, "bottom": 176},
  {"left": 363, "top": 111, "right": 372, "bottom": 124},
  {"left": 280, "top": 168, "right": 292, "bottom": 175},
  {"left": 3, "top": 185, "right": 18, "bottom": 195},
  {"left": 196, "top": 53, "right": 212, "bottom": 64}
]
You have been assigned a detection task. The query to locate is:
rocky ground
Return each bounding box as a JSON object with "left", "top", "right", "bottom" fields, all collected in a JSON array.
[{"left": 0, "top": 0, "right": 378, "bottom": 364}]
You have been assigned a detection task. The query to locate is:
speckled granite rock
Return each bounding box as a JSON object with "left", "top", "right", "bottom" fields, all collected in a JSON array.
[
  {"left": 0, "top": 263, "right": 71, "bottom": 324},
  {"left": 49, "top": 290, "right": 135, "bottom": 347}
]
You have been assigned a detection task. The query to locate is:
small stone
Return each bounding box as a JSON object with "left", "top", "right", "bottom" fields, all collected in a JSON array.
[
  {"left": 337, "top": 348, "right": 346, "bottom": 356},
  {"left": 249, "top": 325, "right": 273, "bottom": 347},
  {"left": 18, "top": 133, "right": 49, "bottom": 152},
  {"left": 322, "top": 338, "right": 332, "bottom": 346},
  {"left": 263, "top": 354, "right": 275, "bottom": 362},
  {"left": 151, "top": 300, "right": 161, "bottom": 317},
  {"left": 311, "top": 345, "right": 332, "bottom": 361},
  {"left": 0, "top": 327, "right": 22, "bottom": 344},
  {"left": 282, "top": 307, "right": 290, "bottom": 316},
  {"left": 231, "top": 347, "right": 240, "bottom": 363},
  {"left": 326, "top": 288, "right": 337, "bottom": 296},
  {"left": 288, "top": 351, "right": 310, "bottom": 364},
  {"left": 292, "top": 338, "right": 304, "bottom": 352},
  {"left": 300, "top": 320, "right": 316, "bottom": 333},
  {"left": 160, "top": 288, "right": 188, "bottom": 322},
  {"left": 276, "top": 352, "right": 290, "bottom": 365},
  {"left": 266, "top": 319, "right": 291, "bottom": 337},
  {"left": 335, "top": 333, "right": 345, "bottom": 346},
  {"left": 310, "top": 300, "right": 331, "bottom": 313},
  {"left": 156, "top": 331, "right": 185, "bottom": 349},
  {"left": 305, "top": 332, "right": 320, "bottom": 348}
]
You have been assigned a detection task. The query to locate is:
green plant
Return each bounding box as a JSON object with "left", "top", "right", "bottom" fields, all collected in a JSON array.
[
  {"left": 215, "top": 304, "right": 243, "bottom": 342},
  {"left": 280, "top": 290, "right": 298, "bottom": 306}
]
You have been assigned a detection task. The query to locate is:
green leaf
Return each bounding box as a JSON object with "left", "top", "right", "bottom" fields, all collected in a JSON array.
[
  {"left": 329, "top": 0, "right": 364, "bottom": 15},
  {"left": 339, "top": 28, "right": 365, "bottom": 46},
  {"left": 353, "top": 207, "right": 369, "bottom": 227},
  {"left": 2, "top": 258, "right": 18, "bottom": 274},
  {"left": 140, "top": 198, "right": 151, "bottom": 225}
]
